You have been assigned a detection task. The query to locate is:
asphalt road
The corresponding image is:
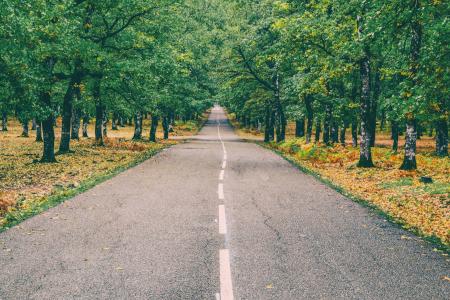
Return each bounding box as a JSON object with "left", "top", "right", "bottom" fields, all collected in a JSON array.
[{"left": 0, "top": 106, "right": 448, "bottom": 299}]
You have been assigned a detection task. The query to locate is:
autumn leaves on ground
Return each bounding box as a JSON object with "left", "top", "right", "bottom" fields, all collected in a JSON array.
[
  {"left": 230, "top": 115, "right": 449, "bottom": 247},
  {"left": 0, "top": 116, "right": 206, "bottom": 230}
]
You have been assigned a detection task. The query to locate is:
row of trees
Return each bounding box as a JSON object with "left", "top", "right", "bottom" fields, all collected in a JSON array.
[
  {"left": 217, "top": 0, "right": 448, "bottom": 169},
  {"left": 0, "top": 0, "right": 217, "bottom": 162}
]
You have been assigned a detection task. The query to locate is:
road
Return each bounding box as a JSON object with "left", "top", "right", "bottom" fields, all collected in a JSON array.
[{"left": 0, "top": 106, "right": 448, "bottom": 299}]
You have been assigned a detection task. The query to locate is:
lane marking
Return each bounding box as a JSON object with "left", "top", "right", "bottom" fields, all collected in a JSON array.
[
  {"left": 219, "top": 170, "right": 225, "bottom": 181},
  {"left": 222, "top": 161, "right": 227, "bottom": 169},
  {"left": 219, "top": 205, "right": 227, "bottom": 234},
  {"left": 218, "top": 183, "right": 224, "bottom": 200},
  {"left": 223, "top": 153, "right": 227, "bottom": 160},
  {"left": 220, "top": 249, "right": 234, "bottom": 300}
]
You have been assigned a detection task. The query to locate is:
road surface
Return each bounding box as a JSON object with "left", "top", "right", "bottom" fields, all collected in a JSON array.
[{"left": 0, "top": 106, "right": 448, "bottom": 299}]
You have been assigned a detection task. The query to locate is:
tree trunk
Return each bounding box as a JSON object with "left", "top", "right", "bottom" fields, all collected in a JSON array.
[
  {"left": 274, "top": 72, "right": 286, "bottom": 143},
  {"left": 150, "top": 115, "right": 159, "bottom": 142},
  {"left": 59, "top": 64, "right": 83, "bottom": 153},
  {"left": 357, "top": 55, "right": 374, "bottom": 167},
  {"left": 380, "top": 109, "right": 386, "bottom": 131},
  {"left": 71, "top": 107, "right": 81, "bottom": 140},
  {"left": 331, "top": 120, "right": 339, "bottom": 144},
  {"left": 269, "top": 108, "right": 275, "bottom": 142},
  {"left": 32, "top": 118, "right": 37, "bottom": 130},
  {"left": 352, "top": 118, "right": 358, "bottom": 147},
  {"left": 132, "top": 112, "right": 143, "bottom": 140},
  {"left": 95, "top": 103, "right": 104, "bottom": 144},
  {"left": 295, "top": 118, "right": 305, "bottom": 138},
  {"left": 264, "top": 104, "right": 271, "bottom": 142},
  {"left": 315, "top": 118, "right": 321, "bottom": 143},
  {"left": 323, "top": 105, "right": 332, "bottom": 145},
  {"left": 1, "top": 111, "right": 7, "bottom": 131},
  {"left": 119, "top": 117, "right": 125, "bottom": 127},
  {"left": 112, "top": 112, "right": 119, "bottom": 130},
  {"left": 82, "top": 115, "right": 89, "bottom": 138},
  {"left": 21, "top": 120, "right": 29, "bottom": 137},
  {"left": 36, "top": 122, "right": 43, "bottom": 142},
  {"left": 264, "top": 103, "right": 275, "bottom": 142},
  {"left": 400, "top": 0, "right": 422, "bottom": 170},
  {"left": 40, "top": 92, "right": 56, "bottom": 162},
  {"left": 162, "top": 116, "right": 169, "bottom": 140},
  {"left": 305, "top": 95, "right": 314, "bottom": 144},
  {"left": 435, "top": 119, "right": 448, "bottom": 157},
  {"left": 369, "top": 67, "right": 381, "bottom": 147},
  {"left": 400, "top": 119, "right": 417, "bottom": 170},
  {"left": 392, "top": 121, "right": 399, "bottom": 153},
  {"left": 340, "top": 122, "right": 347, "bottom": 146}
]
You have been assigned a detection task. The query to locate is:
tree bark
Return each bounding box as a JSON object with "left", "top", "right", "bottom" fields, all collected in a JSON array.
[
  {"left": 91, "top": 77, "right": 104, "bottom": 144},
  {"left": 435, "top": 119, "right": 448, "bottom": 157},
  {"left": 357, "top": 55, "right": 374, "bottom": 167},
  {"left": 36, "top": 122, "right": 43, "bottom": 142},
  {"left": 40, "top": 92, "right": 56, "bottom": 162},
  {"left": 21, "top": 120, "right": 29, "bottom": 137},
  {"left": 356, "top": 13, "right": 375, "bottom": 167},
  {"left": 315, "top": 118, "right": 321, "bottom": 143},
  {"left": 352, "top": 118, "right": 358, "bottom": 147},
  {"left": 369, "top": 67, "right": 381, "bottom": 147},
  {"left": 323, "top": 105, "right": 332, "bottom": 145},
  {"left": 295, "top": 118, "right": 305, "bottom": 138},
  {"left": 150, "top": 115, "right": 159, "bottom": 142},
  {"left": 400, "top": 0, "right": 421, "bottom": 170},
  {"left": 340, "top": 122, "right": 347, "bottom": 146},
  {"left": 380, "top": 109, "right": 386, "bottom": 131},
  {"left": 59, "top": 60, "right": 83, "bottom": 153},
  {"left": 274, "top": 73, "right": 286, "bottom": 143},
  {"left": 32, "top": 118, "right": 37, "bottom": 130},
  {"left": 71, "top": 107, "right": 81, "bottom": 140},
  {"left": 331, "top": 120, "right": 339, "bottom": 144},
  {"left": 132, "top": 112, "right": 143, "bottom": 140},
  {"left": 82, "top": 115, "right": 89, "bottom": 138},
  {"left": 392, "top": 121, "right": 399, "bottom": 153},
  {"left": 264, "top": 103, "right": 275, "bottom": 142},
  {"left": 1, "top": 111, "right": 7, "bottom": 131},
  {"left": 112, "top": 112, "right": 119, "bottom": 130},
  {"left": 162, "top": 116, "right": 169, "bottom": 140},
  {"left": 400, "top": 119, "right": 417, "bottom": 169},
  {"left": 102, "top": 110, "right": 108, "bottom": 138},
  {"left": 305, "top": 95, "right": 314, "bottom": 144},
  {"left": 95, "top": 103, "right": 104, "bottom": 144}
]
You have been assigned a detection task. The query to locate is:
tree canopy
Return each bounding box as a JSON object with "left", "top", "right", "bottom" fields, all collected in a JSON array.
[{"left": 0, "top": 0, "right": 448, "bottom": 168}]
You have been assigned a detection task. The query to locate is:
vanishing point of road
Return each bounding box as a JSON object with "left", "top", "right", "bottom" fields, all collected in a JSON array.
[{"left": 0, "top": 106, "right": 448, "bottom": 299}]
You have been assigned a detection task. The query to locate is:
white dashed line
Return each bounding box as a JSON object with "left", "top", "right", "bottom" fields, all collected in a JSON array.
[
  {"left": 216, "top": 107, "right": 234, "bottom": 300},
  {"left": 219, "top": 205, "right": 227, "bottom": 235},
  {"left": 220, "top": 249, "right": 234, "bottom": 300},
  {"left": 218, "top": 183, "right": 224, "bottom": 200}
]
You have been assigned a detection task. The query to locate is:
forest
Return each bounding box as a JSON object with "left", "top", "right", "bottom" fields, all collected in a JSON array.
[
  {"left": 0, "top": 1, "right": 449, "bottom": 242},
  {"left": 219, "top": 0, "right": 448, "bottom": 169}
]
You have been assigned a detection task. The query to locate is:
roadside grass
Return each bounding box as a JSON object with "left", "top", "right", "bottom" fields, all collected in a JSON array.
[
  {"left": 228, "top": 115, "right": 450, "bottom": 250},
  {"left": 0, "top": 115, "right": 207, "bottom": 230}
]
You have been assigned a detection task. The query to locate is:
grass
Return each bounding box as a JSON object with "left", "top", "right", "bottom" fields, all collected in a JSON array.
[
  {"left": 227, "top": 115, "right": 450, "bottom": 251},
  {"left": 0, "top": 113, "right": 208, "bottom": 230}
]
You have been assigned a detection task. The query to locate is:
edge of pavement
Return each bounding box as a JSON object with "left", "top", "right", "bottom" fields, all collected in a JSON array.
[
  {"left": 0, "top": 110, "right": 212, "bottom": 233},
  {"left": 223, "top": 107, "right": 449, "bottom": 255}
]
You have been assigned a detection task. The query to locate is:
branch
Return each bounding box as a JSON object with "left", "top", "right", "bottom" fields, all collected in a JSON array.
[{"left": 236, "top": 47, "right": 275, "bottom": 91}]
